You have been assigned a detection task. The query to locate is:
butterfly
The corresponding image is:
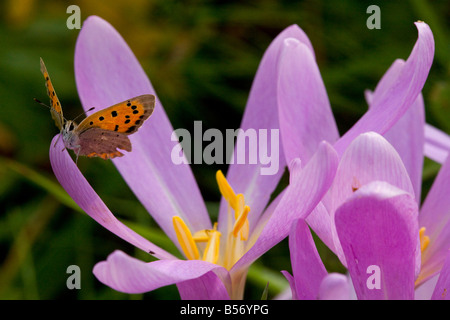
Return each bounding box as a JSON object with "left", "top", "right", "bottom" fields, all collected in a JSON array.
[{"left": 39, "top": 58, "right": 155, "bottom": 161}]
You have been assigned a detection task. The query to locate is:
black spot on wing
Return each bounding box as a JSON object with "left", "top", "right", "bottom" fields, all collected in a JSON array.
[{"left": 126, "top": 126, "right": 136, "bottom": 133}]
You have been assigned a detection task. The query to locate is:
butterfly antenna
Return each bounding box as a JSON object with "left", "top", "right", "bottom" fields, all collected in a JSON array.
[
  {"left": 34, "top": 98, "right": 51, "bottom": 109},
  {"left": 34, "top": 98, "right": 70, "bottom": 124},
  {"left": 72, "top": 107, "right": 96, "bottom": 122}
]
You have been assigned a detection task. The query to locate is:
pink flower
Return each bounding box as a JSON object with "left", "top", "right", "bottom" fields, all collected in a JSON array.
[
  {"left": 50, "top": 16, "right": 338, "bottom": 299},
  {"left": 278, "top": 21, "right": 450, "bottom": 299}
]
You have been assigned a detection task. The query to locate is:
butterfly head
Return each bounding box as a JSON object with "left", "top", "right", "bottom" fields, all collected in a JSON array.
[
  {"left": 64, "top": 120, "right": 77, "bottom": 132},
  {"left": 61, "top": 120, "right": 79, "bottom": 149}
]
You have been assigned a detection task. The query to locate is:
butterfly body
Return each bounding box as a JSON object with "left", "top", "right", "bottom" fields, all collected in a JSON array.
[{"left": 39, "top": 58, "right": 155, "bottom": 160}]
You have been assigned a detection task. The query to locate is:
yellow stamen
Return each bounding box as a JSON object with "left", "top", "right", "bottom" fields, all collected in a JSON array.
[
  {"left": 172, "top": 216, "right": 200, "bottom": 260},
  {"left": 232, "top": 205, "right": 250, "bottom": 238},
  {"left": 171, "top": 171, "right": 252, "bottom": 278},
  {"left": 234, "top": 194, "right": 244, "bottom": 219},
  {"left": 240, "top": 218, "right": 249, "bottom": 241},
  {"left": 419, "top": 227, "right": 430, "bottom": 253},
  {"left": 230, "top": 193, "right": 250, "bottom": 241},
  {"left": 203, "top": 229, "right": 221, "bottom": 264},
  {"left": 193, "top": 229, "right": 210, "bottom": 242},
  {"left": 216, "top": 170, "right": 238, "bottom": 210}
]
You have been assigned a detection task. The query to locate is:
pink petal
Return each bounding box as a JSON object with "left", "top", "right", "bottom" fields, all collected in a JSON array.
[
  {"left": 289, "top": 219, "right": 327, "bottom": 300},
  {"left": 417, "top": 154, "right": 450, "bottom": 285},
  {"left": 431, "top": 251, "right": 450, "bottom": 300},
  {"left": 74, "top": 16, "right": 211, "bottom": 246},
  {"left": 333, "top": 22, "right": 434, "bottom": 156},
  {"left": 176, "top": 271, "right": 230, "bottom": 300},
  {"left": 331, "top": 132, "right": 415, "bottom": 211},
  {"left": 93, "top": 250, "right": 230, "bottom": 296},
  {"left": 219, "top": 24, "right": 315, "bottom": 233},
  {"left": 277, "top": 37, "right": 339, "bottom": 165},
  {"left": 49, "top": 136, "right": 176, "bottom": 260},
  {"left": 367, "top": 89, "right": 425, "bottom": 202},
  {"left": 335, "top": 181, "right": 419, "bottom": 300},
  {"left": 415, "top": 275, "right": 439, "bottom": 300},
  {"left": 424, "top": 124, "right": 450, "bottom": 164},
  {"left": 381, "top": 93, "right": 425, "bottom": 202},
  {"left": 305, "top": 202, "right": 335, "bottom": 254},
  {"left": 280, "top": 271, "right": 297, "bottom": 300},
  {"left": 370, "top": 59, "right": 405, "bottom": 107},
  {"left": 231, "top": 141, "right": 338, "bottom": 272},
  {"left": 318, "top": 273, "right": 353, "bottom": 300},
  {"left": 329, "top": 132, "right": 416, "bottom": 265}
]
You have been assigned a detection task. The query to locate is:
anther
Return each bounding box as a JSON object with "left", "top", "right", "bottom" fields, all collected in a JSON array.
[{"left": 172, "top": 216, "right": 200, "bottom": 260}]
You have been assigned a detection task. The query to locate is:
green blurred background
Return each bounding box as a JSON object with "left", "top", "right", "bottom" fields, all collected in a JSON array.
[{"left": 0, "top": 0, "right": 449, "bottom": 299}]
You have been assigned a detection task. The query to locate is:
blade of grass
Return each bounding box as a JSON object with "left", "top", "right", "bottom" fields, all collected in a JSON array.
[
  {"left": 0, "top": 196, "right": 58, "bottom": 298},
  {"left": 0, "top": 156, "right": 81, "bottom": 212},
  {"left": 247, "top": 262, "right": 289, "bottom": 297}
]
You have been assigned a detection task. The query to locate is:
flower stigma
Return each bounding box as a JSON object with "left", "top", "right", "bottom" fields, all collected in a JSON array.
[{"left": 172, "top": 170, "right": 250, "bottom": 270}]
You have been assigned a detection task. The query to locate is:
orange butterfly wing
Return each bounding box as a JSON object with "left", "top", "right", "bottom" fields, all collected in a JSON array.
[
  {"left": 73, "top": 94, "right": 155, "bottom": 159},
  {"left": 76, "top": 94, "right": 155, "bottom": 134},
  {"left": 40, "top": 58, "right": 64, "bottom": 130}
]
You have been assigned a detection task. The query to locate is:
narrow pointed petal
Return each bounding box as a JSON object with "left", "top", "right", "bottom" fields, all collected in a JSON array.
[
  {"left": 334, "top": 22, "right": 434, "bottom": 156},
  {"left": 424, "top": 124, "right": 450, "bottom": 164},
  {"left": 280, "top": 271, "right": 297, "bottom": 300},
  {"left": 381, "top": 94, "right": 425, "bottom": 201},
  {"left": 370, "top": 59, "right": 405, "bottom": 107},
  {"left": 335, "top": 181, "right": 419, "bottom": 300},
  {"left": 74, "top": 16, "right": 211, "bottom": 245},
  {"left": 278, "top": 38, "right": 339, "bottom": 165},
  {"left": 366, "top": 90, "right": 425, "bottom": 202},
  {"left": 305, "top": 202, "right": 335, "bottom": 254},
  {"left": 93, "top": 250, "right": 230, "bottom": 296},
  {"left": 431, "top": 251, "right": 450, "bottom": 300},
  {"left": 289, "top": 219, "right": 327, "bottom": 300},
  {"left": 415, "top": 275, "right": 439, "bottom": 300},
  {"left": 417, "top": 154, "right": 450, "bottom": 285},
  {"left": 49, "top": 136, "right": 176, "bottom": 260},
  {"left": 219, "top": 24, "right": 315, "bottom": 232},
  {"left": 231, "top": 141, "right": 338, "bottom": 272},
  {"left": 318, "top": 273, "right": 353, "bottom": 300}
]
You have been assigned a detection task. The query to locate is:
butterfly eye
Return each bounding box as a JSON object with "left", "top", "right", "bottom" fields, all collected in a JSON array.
[{"left": 65, "top": 121, "right": 76, "bottom": 132}]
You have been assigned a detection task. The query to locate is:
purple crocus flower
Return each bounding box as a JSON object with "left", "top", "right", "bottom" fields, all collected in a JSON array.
[
  {"left": 284, "top": 132, "right": 450, "bottom": 300},
  {"left": 49, "top": 16, "right": 339, "bottom": 299},
  {"left": 277, "top": 20, "right": 435, "bottom": 247},
  {"left": 277, "top": 21, "right": 450, "bottom": 299}
]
